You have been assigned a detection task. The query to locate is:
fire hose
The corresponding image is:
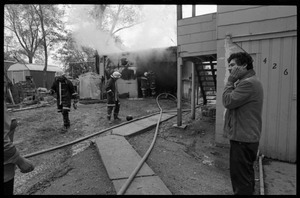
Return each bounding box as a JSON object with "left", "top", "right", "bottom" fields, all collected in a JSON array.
[
  {"left": 23, "top": 94, "right": 191, "bottom": 159},
  {"left": 117, "top": 93, "right": 179, "bottom": 195},
  {"left": 22, "top": 93, "right": 195, "bottom": 195}
]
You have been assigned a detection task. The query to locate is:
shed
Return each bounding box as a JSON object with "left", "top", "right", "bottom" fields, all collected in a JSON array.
[
  {"left": 7, "top": 63, "right": 63, "bottom": 89},
  {"left": 4, "top": 60, "right": 17, "bottom": 72},
  {"left": 78, "top": 72, "right": 101, "bottom": 99},
  {"left": 177, "top": 5, "right": 297, "bottom": 162}
]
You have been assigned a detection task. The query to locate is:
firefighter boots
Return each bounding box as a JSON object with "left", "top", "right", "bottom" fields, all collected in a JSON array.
[
  {"left": 107, "top": 115, "right": 112, "bottom": 124},
  {"left": 114, "top": 114, "right": 121, "bottom": 121}
]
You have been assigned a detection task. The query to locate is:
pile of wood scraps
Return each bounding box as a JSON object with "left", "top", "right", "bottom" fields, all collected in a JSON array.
[{"left": 7, "top": 102, "right": 52, "bottom": 112}]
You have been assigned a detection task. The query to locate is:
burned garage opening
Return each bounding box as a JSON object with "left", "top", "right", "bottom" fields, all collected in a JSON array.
[
  {"left": 135, "top": 47, "right": 177, "bottom": 98},
  {"left": 98, "top": 46, "right": 177, "bottom": 98}
]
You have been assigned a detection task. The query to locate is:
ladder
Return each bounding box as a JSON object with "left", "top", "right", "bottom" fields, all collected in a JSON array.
[{"left": 195, "top": 57, "right": 217, "bottom": 105}]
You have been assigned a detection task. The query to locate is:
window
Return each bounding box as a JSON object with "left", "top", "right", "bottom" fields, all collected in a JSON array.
[{"left": 182, "top": 5, "right": 217, "bottom": 19}]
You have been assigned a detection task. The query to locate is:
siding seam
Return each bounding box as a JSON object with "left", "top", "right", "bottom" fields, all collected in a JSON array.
[
  {"left": 178, "top": 20, "right": 215, "bottom": 28},
  {"left": 275, "top": 38, "right": 283, "bottom": 159},
  {"left": 217, "top": 6, "right": 262, "bottom": 14},
  {"left": 216, "top": 15, "right": 296, "bottom": 28},
  {"left": 178, "top": 40, "right": 215, "bottom": 46},
  {"left": 264, "top": 39, "right": 271, "bottom": 155},
  {"left": 178, "top": 29, "right": 216, "bottom": 36},
  {"left": 286, "top": 36, "right": 295, "bottom": 161}
]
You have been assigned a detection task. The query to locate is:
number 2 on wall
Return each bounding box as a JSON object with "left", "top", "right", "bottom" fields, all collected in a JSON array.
[{"left": 272, "top": 63, "right": 277, "bottom": 69}]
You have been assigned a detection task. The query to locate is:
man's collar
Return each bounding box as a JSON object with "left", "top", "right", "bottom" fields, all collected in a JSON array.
[{"left": 240, "top": 69, "right": 256, "bottom": 81}]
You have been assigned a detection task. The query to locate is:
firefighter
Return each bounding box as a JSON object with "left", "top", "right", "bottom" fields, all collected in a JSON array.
[
  {"left": 105, "top": 71, "right": 122, "bottom": 124},
  {"left": 50, "top": 71, "right": 78, "bottom": 132},
  {"left": 141, "top": 71, "right": 156, "bottom": 98},
  {"left": 140, "top": 72, "right": 149, "bottom": 98},
  {"left": 147, "top": 71, "right": 156, "bottom": 97}
]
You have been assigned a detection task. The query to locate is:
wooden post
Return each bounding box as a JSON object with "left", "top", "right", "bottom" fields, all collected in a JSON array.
[
  {"left": 8, "top": 88, "right": 15, "bottom": 105},
  {"left": 196, "top": 80, "right": 199, "bottom": 105},
  {"left": 177, "top": 5, "right": 182, "bottom": 20},
  {"left": 177, "top": 56, "right": 182, "bottom": 126},
  {"left": 176, "top": 5, "right": 182, "bottom": 126},
  {"left": 192, "top": 5, "right": 196, "bottom": 17},
  {"left": 191, "top": 62, "right": 195, "bottom": 120}
]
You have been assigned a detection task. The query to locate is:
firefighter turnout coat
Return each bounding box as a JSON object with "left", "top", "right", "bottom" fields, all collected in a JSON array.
[
  {"left": 51, "top": 76, "right": 77, "bottom": 112},
  {"left": 105, "top": 77, "right": 119, "bottom": 107}
]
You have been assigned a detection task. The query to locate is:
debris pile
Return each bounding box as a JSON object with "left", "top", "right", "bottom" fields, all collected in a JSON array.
[{"left": 201, "top": 105, "right": 216, "bottom": 118}]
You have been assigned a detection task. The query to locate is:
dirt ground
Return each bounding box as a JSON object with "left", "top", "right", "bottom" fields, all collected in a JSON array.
[{"left": 8, "top": 97, "right": 295, "bottom": 195}]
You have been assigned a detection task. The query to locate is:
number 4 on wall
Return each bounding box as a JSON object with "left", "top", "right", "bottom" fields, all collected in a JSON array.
[{"left": 263, "top": 58, "right": 267, "bottom": 64}]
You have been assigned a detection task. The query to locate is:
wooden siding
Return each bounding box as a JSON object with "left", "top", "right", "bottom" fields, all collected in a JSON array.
[
  {"left": 215, "top": 5, "right": 297, "bottom": 162},
  {"left": 217, "top": 5, "right": 260, "bottom": 13},
  {"left": 178, "top": 13, "right": 215, "bottom": 27},
  {"left": 215, "top": 36, "right": 297, "bottom": 162},
  {"left": 257, "top": 36, "right": 297, "bottom": 162},
  {"left": 217, "top": 16, "right": 297, "bottom": 39},
  {"left": 217, "top": 6, "right": 297, "bottom": 39},
  {"left": 178, "top": 13, "right": 217, "bottom": 57},
  {"left": 217, "top": 6, "right": 296, "bottom": 26}
]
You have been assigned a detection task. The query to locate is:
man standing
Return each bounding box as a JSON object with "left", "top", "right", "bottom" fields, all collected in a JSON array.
[
  {"left": 50, "top": 71, "right": 78, "bottom": 132},
  {"left": 222, "top": 52, "right": 264, "bottom": 195},
  {"left": 105, "top": 71, "right": 122, "bottom": 124}
]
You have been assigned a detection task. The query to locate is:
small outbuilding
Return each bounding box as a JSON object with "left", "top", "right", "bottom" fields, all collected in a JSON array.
[
  {"left": 7, "top": 63, "right": 63, "bottom": 89},
  {"left": 78, "top": 72, "right": 102, "bottom": 99}
]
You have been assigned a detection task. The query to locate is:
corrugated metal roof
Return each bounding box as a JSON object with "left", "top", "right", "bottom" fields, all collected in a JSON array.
[{"left": 8, "top": 63, "right": 63, "bottom": 72}]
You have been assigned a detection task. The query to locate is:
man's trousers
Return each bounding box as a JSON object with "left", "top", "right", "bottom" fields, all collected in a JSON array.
[
  {"left": 62, "top": 110, "right": 70, "bottom": 128},
  {"left": 229, "top": 140, "right": 259, "bottom": 195},
  {"left": 107, "top": 100, "right": 120, "bottom": 119}
]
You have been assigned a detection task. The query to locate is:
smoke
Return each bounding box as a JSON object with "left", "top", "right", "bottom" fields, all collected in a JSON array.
[
  {"left": 72, "top": 23, "right": 122, "bottom": 55},
  {"left": 118, "top": 5, "right": 177, "bottom": 51},
  {"left": 67, "top": 5, "right": 177, "bottom": 56},
  {"left": 67, "top": 5, "right": 123, "bottom": 55}
]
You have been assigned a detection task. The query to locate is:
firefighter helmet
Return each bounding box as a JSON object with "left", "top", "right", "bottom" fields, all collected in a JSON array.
[
  {"left": 111, "top": 71, "right": 122, "bottom": 79},
  {"left": 55, "top": 71, "right": 64, "bottom": 77}
]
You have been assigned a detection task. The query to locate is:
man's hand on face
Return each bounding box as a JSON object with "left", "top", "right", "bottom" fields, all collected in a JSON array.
[{"left": 228, "top": 66, "right": 247, "bottom": 83}]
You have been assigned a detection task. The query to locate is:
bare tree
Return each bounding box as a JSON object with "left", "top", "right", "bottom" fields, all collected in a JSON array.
[
  {"left": 90, "top": 5, "right": 143, "bottom": 45},
  {"left": 33, "top": 4, "right": 65, "bottom": 87},
  {"left": 5, "top": 4, "right": 42, "bottom": 63}
]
